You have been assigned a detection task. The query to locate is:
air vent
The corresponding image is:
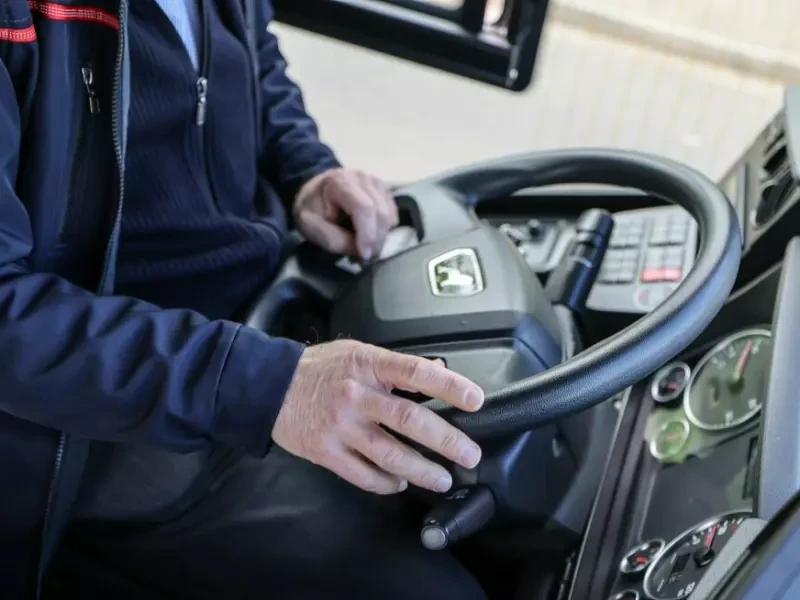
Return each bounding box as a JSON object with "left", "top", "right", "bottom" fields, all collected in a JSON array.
[{"left": 754, "top": 116, "right": 795, "bottom": 227}]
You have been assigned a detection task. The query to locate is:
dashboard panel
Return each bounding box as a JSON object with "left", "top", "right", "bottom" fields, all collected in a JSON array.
[
  {"left": 566, "top": 261, "right": 782, "bottom": 600},
  {"left": 599, "top": 326, "right": 768, "bottom": 600}
]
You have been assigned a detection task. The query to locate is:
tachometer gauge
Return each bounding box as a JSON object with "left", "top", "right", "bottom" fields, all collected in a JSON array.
[
  {"left": 651, "top": 362, "right": 690, "bottom": 405},
  {"left": 620, "top": 538, "right": 665, "bottom": 575},
  {"left": 643, "top": 511, "right": 750, "bottom": 599},
  {"left": 684, "top": 329, "right": 771, "bottom": 431}
]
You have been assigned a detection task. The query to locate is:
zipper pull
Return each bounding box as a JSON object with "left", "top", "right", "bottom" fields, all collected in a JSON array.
[
  {"left": 81, "top": 66, "right": 100, "bottom": 114},
  {"left": 196, "top": 77, "right": 208, "bottom": 126}
]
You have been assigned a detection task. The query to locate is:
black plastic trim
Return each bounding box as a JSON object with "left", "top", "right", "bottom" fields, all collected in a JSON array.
[
  {"left": 271, "top": 0, "right": 549, "bottom": 91},
  {"left": 757, "top": 237, "right": 800, "bottom": 521}
]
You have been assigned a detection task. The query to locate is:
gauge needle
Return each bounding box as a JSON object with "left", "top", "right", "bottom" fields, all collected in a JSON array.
[
  {"left": 732, "top": 339, "right": 753, "bottom": 384},
  {"left": 694, "top": 524, "right": 718, "bottom": 567},
  {"left": 703, "top": 524, "right": 718, "bottom": 551}
]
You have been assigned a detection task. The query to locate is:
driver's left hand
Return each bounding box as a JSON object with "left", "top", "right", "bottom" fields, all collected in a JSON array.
[{"left": 294, "top": 168, "right": 399, "bottom": 262}]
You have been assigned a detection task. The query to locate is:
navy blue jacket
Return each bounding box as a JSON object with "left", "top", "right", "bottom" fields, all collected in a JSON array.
[{"left": 0, "top": 0, "right": 339, "bottom": 594}]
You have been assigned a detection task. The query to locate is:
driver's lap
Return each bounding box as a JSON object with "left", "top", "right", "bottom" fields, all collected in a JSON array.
[{"left": 44, "top": 447, "right": 486, "bottom": 600}]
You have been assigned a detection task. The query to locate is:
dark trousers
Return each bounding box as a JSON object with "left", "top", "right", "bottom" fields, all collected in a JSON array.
[{"left": 44, "top": 446, "right": 486, "bottom": 599}]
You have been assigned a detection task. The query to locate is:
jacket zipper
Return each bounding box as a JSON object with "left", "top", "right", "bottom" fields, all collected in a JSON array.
[
  {"left": 195, "top": 76, "right": 208, "bottom": 126},
  {"left": 38, "top": 1, "right": 128, "bottom": 595},
  {"left": 195, "top": 0, "right": 219, "bottom": 212},
  {"left": 59, "top": 65, "right": 100, "bottom": 243}
]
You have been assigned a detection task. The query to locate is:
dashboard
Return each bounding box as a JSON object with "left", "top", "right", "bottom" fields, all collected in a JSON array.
[
  {"left": 455, "top": 87, "right": 798, "bottom": 600},
  {"left": 560, "top": 87, "right": 800, "bottom": 600},
  {"left": 315, "top": 87, "right": 800, "bottom": 600},
  {"left": 601, "top": 325, "right": 768, "bottom": 600}
]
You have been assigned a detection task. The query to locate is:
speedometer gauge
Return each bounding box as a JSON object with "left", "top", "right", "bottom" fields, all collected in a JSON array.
[
  {"left": 644, "top": 511, "right": 750, "bottom": 599},
  {"left": 684, "top": 329, "right": 771, "bottom": 431}
]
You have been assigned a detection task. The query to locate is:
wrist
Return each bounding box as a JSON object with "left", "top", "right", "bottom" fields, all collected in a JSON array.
[{"left": 213, "top": 325, "right": 305, "bottom": 456}]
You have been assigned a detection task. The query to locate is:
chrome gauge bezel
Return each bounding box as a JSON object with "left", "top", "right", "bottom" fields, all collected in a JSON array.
[
  {"left": 643, "top": 510, "right": 751, "bottom": 600},
  {"left": 609, "top": 591, "right": 640, "bottom": 600},
  {"left": 649, "top": 418, "right": 690, "bottom": 461},
  {"left": 651, "top": 362, "right": 691, "bottom": 404},
  {"left": 683, "top": 328, "right": 771, "bottom": 431},
  {"left": 619, "top": 538, "right": 666, "bottom": 574}
]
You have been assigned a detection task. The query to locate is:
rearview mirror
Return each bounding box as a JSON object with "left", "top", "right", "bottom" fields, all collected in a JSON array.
[{"left": 272, "top": 0, "right": 550, "bottom": 91}]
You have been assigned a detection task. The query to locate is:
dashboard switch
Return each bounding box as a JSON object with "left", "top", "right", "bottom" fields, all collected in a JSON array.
[{"left": 641, "top": 267, "right": 666, "bottom": 282}]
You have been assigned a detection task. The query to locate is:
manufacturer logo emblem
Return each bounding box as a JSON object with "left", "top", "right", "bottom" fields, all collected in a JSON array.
[{"left": 428, "top": 249, "right": 484, "bottom": 297}]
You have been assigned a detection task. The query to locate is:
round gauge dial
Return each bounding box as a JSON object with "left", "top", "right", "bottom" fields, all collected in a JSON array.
[
  {"left": 650, "top": 419, "right": 690, "bottom": 461},
  {"left": 651, "top": 363, "right": 690, "bottom": 405},
  {"left": 644, "top": 511, "right": 750, "bottom": 599},
  {"left": 684, "top": 330, "right": 771, "bottom": 431},
  {"left": 620, "top": 538, "right": 665, "bottom": 574},
  {"left": 609, "top": 591, "right": 639, "bottom": 600}
]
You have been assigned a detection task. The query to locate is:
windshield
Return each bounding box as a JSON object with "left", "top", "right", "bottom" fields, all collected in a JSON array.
[{"left": 276, "top": 0, "right": 794, "bottom": 182}]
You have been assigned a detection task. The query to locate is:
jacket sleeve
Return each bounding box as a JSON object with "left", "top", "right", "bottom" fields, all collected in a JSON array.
[
  {"left": 256, "top": 0, "right": 341, "bottom": 205},
  {"left": 0, "top": 59, "right": 304, "bottom": 457}
]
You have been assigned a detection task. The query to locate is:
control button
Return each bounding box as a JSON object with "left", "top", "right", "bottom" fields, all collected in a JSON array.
[
  {"left": 627, "top": 232, "right": 643, "bottom": 245},
  {"left": 627, "top": 222, "right": 645, "bottom": 235},
  {"left": 668, "top": 228, "right": 687, "bottom": 244},
  {"left": 526, "top": 219, "right": 544, "bottom": 238},
  {"left": 622, "top": 248, "right": 639, "bottom": 261},
  {"left": 617, "top": 268, "right": 636, "bottom": 283},
  {"left": 665, "top": 246, "right": 684, "bottom": 261},
  {"left": 606, "top": 249, "right": 626, "bottom": 262},
  {"left": 662, "top": 267, "right": 682, "bottom": 281},
  {"left": 599, "top": 274, "right": 616, "bottom": 284},
  {"left": 649, "top": 226, "right": 670, "bottom": 246},
  {"left": 641, "top": 267, "right": 665, "bottom": 282},
  {"left": 644, "top": 248, "right": 665, "bottom": 267},
  {"left": 634, "top": 284, "right": 676, "bottom": 310},
  {"left": 599, "top": 266, "right": 619, "bottom": 284},
  {"left": 499, "top": 223, "right": 528, "bottom": 246}
]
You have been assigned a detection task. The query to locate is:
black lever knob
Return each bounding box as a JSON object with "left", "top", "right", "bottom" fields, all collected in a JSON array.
[
  {"left": 420, "top": 486, "right": 495, "bottom": 550},
  {"left": 544, "top": 209, "right": 613, "bottom": 313}
]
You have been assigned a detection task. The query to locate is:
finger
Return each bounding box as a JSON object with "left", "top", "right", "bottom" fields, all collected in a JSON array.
[
  {"left": 373, "top": 351, "right": 484, "bottom": 412},
  {"left": 325, "top": 175, "right": 379, "bottom": 261},
  {"left": 323, "top": 445, "right": 407, "bottom": 495},
  {"left": 346, "top": 423, "right": 453, "bottom": 493},
  {"left": 369, "top": 176, "right": 399, "bottom": 229},
  {"left": 361, "top": 389, "right": 482, "bottom": 470},
  {"left": 297, "top": 210, "right": 358, "bottom": 256}
]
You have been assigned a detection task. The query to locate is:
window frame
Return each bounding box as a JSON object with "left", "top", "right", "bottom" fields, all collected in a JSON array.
[{"left": 271, "top": 0, "right": 549, "bottom": 91}]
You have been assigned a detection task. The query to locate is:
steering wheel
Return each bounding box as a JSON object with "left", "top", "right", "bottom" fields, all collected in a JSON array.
[
  {"left": 245, "top": 148, "right": 741, "bottom": 547},
  {"left": 248, "top": 148, "right": 741, "bottom": 439}
]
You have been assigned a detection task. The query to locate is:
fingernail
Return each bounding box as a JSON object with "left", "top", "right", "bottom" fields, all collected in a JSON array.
[
  {"left": 434, "top": 475, "right": 452, "bottom": 493},
  {"left": 465, "top": 389, "right": 484, "bottom": 411},
  {"left": 460, "top": 444, "right": 482, "bottom": 469},
  {"left": 359, "top": 244, "right": 373, "bottom": 262},
  {"left": 398, "top": 480, "right": 408, "bottom": 492}
]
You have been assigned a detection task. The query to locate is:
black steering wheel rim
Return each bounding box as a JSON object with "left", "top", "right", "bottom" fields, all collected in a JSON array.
[
  {"left": 407, "top": 148, "right": 742, "bottom": 440},
  {"left": 246, "top": 148, "right": 742, "bottom": 443}
]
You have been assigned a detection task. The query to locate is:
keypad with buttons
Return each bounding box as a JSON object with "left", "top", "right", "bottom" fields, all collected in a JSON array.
[{"left": 588, "top": 206, "right": 698, "bottom": 314}]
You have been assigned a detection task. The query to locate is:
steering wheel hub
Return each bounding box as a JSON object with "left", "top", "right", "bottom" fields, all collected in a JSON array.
[{"left": 329, "top": 221, "right": 564, "bottom": 380}]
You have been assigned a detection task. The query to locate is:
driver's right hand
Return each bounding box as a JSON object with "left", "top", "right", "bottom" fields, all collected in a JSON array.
[{"left": 272, "top": 340, "right": 484, "bottom": 495}]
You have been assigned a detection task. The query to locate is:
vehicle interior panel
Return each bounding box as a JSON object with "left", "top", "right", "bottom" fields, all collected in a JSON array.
[{"left": 239, "top": 74, "right": 800, "bottom": 599}]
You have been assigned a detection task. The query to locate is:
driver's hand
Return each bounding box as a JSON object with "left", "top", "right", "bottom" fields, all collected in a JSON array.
[
  {"left": 293, "top": 168, "right": 399, "bottom": 262},
  {"left": 272, "top": 340, "right": 484, "bottom": 495}
]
